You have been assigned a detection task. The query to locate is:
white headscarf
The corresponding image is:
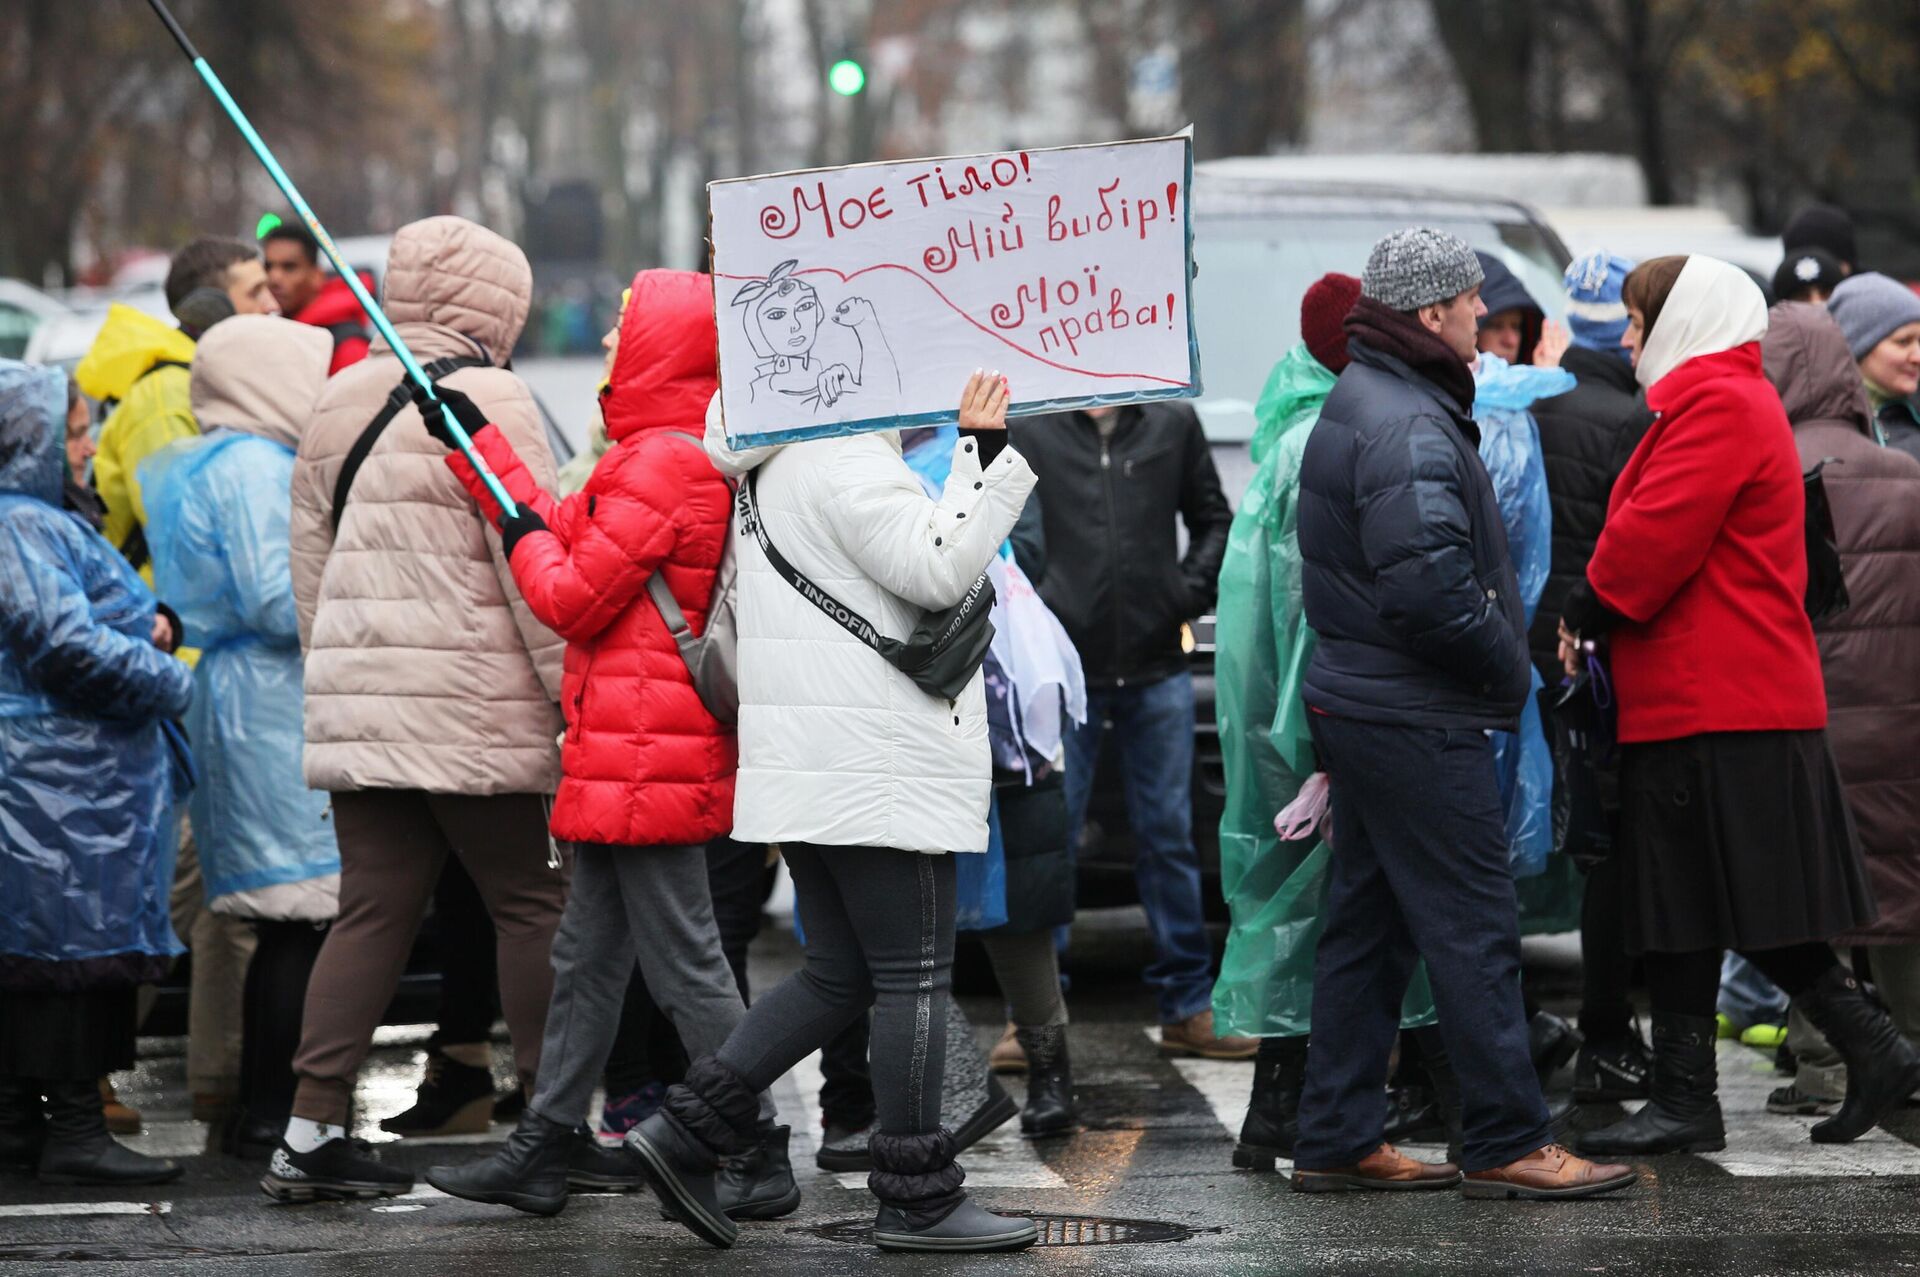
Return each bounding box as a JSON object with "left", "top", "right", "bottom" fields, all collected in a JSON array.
[{"left": 1634, "top": 255, "right": 1769, "bottom": 390}]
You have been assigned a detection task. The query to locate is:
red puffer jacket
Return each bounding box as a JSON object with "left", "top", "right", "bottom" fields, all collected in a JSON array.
[{"left": 446, "top": 269, "right": 735, "bottom": 847}]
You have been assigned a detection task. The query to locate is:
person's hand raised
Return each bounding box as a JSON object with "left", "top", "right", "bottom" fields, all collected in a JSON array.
[
  {"left": 409, "top": 382, "right": 492, "bottom": 451},
  {"left": 957, "top": 369, "right": 1009, "bottom": 431},
  {"left": 1534, "top": 319, "right": 1570, "bottom": 369}
]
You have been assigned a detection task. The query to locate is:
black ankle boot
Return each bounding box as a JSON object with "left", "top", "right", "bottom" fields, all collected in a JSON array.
[
  {"left": 424, "top": 1108, "right": 572, "bottom": 1215},
  {"left": 1529, "top": 1010, "right": 1585, "bottom": 1086},
  {"left": 869, "top": 1129, "right": 1036, "bottom": 1254},
  {"left": 631, "top": 1057, "right": 761, "bottom": 1249},
  {"left": 1798, "top": 965, "right": 1920, "bottom": 1144},
  {"left": 1578, "top": 1013, "right": 1725, "bottom": 1156},
  {"left": 0, "top": 1079, "right": 45, "bottom": 1173},
  {"left": 716, "top": 1123, "right": 801, "bottom": 1220},
  {"left": 36, "top": 1081, "right": 181, "bottom": 1186},
  {"left": 1234, "top": 1036, "right": 1304, "bottom": 1170},
  {"left": 1016, "top": 1026, "right": 1077, "bottom": 1138},
  {"left": 380, "top": 1048, "right": 495, "bottom": 1137},
  {"left": 567, "top": 1125, "right": 644, "bottom": 1192}
]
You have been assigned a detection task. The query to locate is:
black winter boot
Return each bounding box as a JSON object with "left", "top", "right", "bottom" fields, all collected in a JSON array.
[
  {"left": 1529, "top": 1010, "right": 1585, "bottom": 1086},
  {"left": 868, "top": 1129, "right": 1036, "bottom": 1254},
  {"left": 0, "top": 1079, "right": 45, "bottom": 1173},
  {"left": 380, "top": 1048, "right": 495, "bottom": 1137},
  {"left": 716, "top": 1123, "right": 801, "bottom": 1220},
  {"left": 1797, "top": 965, "right": 1920, "bottom": 1145},
  {"left": 629, "top": 1057, "right": 761, "bottom": 1248},
  {"left": 1578, "top": 1013, "right": 1725, "bottom": 1156},
  {"left": 1016, "top": 1027, "right": 1077, "bottom": 1139},
  {"left": 1233, "top": 1036, "right": 1305, "bottom": 1171},
  {"left": 1573, "top": 1022, "right": 1654, "bottom": 1103},
  {"left": 567, "top": 1125, "right": 644, "bottom": 1192},
  {"left": 36, "top": 1081, "right": 181, "bottom": 1186},
  {"left": 424, "top": 1108, "right": 572, "bottom": 1215}
]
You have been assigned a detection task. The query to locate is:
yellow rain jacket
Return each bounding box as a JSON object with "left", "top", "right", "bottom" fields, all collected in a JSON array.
[{"left": 75, "top": 304, "right": 199, "bottom": 559}]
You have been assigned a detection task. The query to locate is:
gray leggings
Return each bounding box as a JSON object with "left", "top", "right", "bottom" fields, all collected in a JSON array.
[
  {"left": 718, "top": 844, "right": 956, "bottom": 1135},
  {"left": 531, "top": 842, "right": 767, "bottom": 1127},
  {"left": 980, "top": 929, "right": 1068, "bottom": 1027}
]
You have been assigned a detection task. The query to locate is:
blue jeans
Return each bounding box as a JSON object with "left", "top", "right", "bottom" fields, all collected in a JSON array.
[{"left": 1064, "top": 670, "right": 1214, "bottom": 1024}]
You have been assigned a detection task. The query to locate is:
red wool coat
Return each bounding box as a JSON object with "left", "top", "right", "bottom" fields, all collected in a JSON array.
[
  {"left": 447, "top": 269, "right": 735, "bottom": 847},
  {"left": 1586, "top": 343, "right": 1827, "bottom": 744}
]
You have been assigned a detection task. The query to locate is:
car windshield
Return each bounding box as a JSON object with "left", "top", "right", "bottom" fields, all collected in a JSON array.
[{"left": 1190, "top": 212, "right": 1569, "bottom": 442}]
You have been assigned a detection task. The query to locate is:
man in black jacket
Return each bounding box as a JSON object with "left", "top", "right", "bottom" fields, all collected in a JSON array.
[
  {"left": 1290, "top": 227, "right": 1633, "bottom": 1200},
  {"left": 1010, "top": 400, "right": 1242, "bottom": 1057}
]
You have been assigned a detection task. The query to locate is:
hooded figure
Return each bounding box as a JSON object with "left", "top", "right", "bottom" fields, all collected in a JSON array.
[
  {"left": 143, "top": 316, "right": 339, "bottom": 922},
  {"left": 1475, "top": 252, "right": 1546, "bottom": 366},
  {"left": 73, "top": 303, "right": 199, "bottom": 564},
  {"left": 1762, "top": 303, "right": 1920, "bottom": 953},
  {"left": 0, "top": 359, "right": 192, "bottom": 990},
  {"left": 0, "top": 358, "right": 194, "bottom": 1186}
]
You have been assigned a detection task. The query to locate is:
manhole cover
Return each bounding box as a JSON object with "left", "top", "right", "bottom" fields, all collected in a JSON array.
[{"left": 805, "top": 1213, "right": 1201, "bottom": 1247}]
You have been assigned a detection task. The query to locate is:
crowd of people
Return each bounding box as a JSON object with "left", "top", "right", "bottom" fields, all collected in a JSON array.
[{"left": 4, "top": 198, "right": 1920, "bottom": 1250}]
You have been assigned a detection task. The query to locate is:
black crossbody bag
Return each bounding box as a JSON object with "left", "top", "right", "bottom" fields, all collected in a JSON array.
[{"left": 739, "top": 468, "right": 995, "bottom": 701}]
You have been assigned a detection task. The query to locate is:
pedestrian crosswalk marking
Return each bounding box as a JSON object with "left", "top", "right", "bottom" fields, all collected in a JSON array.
[{"left": 0, "top": 1201, "right": 171, "bottom": 1218}]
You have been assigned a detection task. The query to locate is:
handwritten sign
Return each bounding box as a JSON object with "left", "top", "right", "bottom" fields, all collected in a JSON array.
[{"left": 708, "top": 134, "right": 1200, "bottom": 446}]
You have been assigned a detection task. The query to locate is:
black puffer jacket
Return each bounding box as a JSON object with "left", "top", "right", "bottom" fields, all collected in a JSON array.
[
  {"left": 1011, "top": 402, "right": 1230, "bottom": 688},
  {"left": 1298, "top": 341, "right": 1531, "bottom": 729},
  {"left": 1526, "top": 346, "right": 1652, "bottom": 678}
]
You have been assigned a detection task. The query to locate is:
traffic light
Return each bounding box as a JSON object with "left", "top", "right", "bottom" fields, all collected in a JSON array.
[{"left": 828, "top": 57, "right": 866, "bottom": 97}]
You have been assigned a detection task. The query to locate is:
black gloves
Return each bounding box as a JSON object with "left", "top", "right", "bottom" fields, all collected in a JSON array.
[
  {"left": 410, "top": 382, "right": 492, "bottom": 450},
  {"left": 500, "top": 506, "right": 549, "bottom": 558}
]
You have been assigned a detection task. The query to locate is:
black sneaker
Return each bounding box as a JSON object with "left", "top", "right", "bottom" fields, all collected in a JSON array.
[
  {"left": 261, "top": 1138, "right": 414, "bottom": 1202},
  {"left": 1573, "top": 1033, "right": 1653, "bottom": 1103},
  {"left": 1767, "top": 1082, "right": 1839, "bottom": 1116}
]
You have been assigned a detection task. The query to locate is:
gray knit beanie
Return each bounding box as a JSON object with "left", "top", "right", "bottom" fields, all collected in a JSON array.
[
  {"left": 1827, "top": 272, "right": 1920, "bottom": 360},
  {"left": 1361, "top": 227, "right": 1485, "bottom": 312}
]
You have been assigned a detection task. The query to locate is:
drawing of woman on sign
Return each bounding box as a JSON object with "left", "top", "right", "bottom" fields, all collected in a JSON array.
[{"left": 731, "top": 260, "right": 899, "bottom": 410}]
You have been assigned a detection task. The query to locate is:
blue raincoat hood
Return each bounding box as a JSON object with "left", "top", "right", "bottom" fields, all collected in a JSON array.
[{"left": 0, "top": 361, "right": 68, "bottom": 507}]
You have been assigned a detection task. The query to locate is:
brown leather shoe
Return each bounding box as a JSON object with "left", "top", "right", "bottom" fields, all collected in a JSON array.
[
  {"left": 1159, "top": 1010, "right": 1258, "bottom": 1060},
  {"left": 1292, "top": 1143, "right": 1462, "bottom": 1193},
  {"left": 1462, "top": 1143, "right": 1637, "bottom": 1200},
  {"left": 989, "top": 1022, "right": 1027, "bottom": 1074}
]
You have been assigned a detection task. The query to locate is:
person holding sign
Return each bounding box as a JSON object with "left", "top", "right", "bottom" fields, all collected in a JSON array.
[{"left": 607, "top": 373, "right": 1039, "bottom": 1254}]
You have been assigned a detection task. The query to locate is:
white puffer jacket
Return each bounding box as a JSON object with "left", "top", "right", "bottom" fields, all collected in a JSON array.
[{"left": 705, "top": 398, "right": 1036, "bottom": 854}]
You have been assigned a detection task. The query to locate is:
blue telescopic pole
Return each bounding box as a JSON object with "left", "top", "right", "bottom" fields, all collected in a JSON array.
[{"left": 144, "top": 0, "right": 518, "bottom": 517}]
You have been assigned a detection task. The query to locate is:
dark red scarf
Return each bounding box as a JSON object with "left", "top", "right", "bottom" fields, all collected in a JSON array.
[{"left": 1344, "top": 296, "right": 1477, "bottom": 415}]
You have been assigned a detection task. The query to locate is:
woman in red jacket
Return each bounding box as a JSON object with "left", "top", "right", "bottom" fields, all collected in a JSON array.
[
  {"left": 412, "top": 270, "right": 790, "bottom": 1218},
  {"left": 1560, "top": 255, "right": 1919, "bottom": 1157}
]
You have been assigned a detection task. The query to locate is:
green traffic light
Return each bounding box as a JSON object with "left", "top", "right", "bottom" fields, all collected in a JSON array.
[
  {"left": 828, "top": 58, "right": 866, "bottom": 96},
  {"left": 255, "top": 212, "right": 284, "bottom": 238}
]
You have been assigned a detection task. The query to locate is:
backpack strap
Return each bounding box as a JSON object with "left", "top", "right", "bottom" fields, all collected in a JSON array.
[
  {"left": 644, "top": 431, "right": 724, "bottom": 639},
  {"left": 330, "top": 355, "right": 487, "bottom": 535}
]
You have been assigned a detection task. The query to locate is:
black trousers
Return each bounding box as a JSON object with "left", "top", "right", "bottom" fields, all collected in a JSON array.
[
  {"left": 239, "top": 919, "right": 330, "bottom": 1125},
  {"left": 1299, "top": 715, "right": 1552, "bottom": 1173},
  {"left": 430, "top": 857, "right": 499, "bottom": 1049}
]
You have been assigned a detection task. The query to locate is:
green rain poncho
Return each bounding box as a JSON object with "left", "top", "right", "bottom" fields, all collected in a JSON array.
[{"left": 1211, "top": 345, "right": 1436, "bottom": 1037}]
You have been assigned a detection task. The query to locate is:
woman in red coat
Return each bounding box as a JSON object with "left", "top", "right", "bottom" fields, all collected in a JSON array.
[
  {"left": 1559, "top": 255, "right": 1918, "bottom": 1158},
  {"left": 412, "top": 270, "right": 788, "bottom": 1217}
]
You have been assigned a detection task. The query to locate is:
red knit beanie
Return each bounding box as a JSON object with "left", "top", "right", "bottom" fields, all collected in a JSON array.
[{"left": 1301, "top": 272, "right": 1363, "bottom": 373}]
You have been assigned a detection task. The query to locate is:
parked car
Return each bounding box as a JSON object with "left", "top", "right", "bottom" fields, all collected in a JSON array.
[
  {"left": 1071, "top": 166, "right": 1573, "bottom": 915},
  {"left": 0, "top": 279, "right": 77, "bottom": 361}
]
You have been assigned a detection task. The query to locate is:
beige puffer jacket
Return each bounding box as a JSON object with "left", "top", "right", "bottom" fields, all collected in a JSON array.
[{"left": 290, "top": 216, "right": 564, "bottom": 795}]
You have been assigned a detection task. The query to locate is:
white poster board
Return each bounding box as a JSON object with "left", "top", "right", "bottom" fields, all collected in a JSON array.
[{"left": 708, "top": 134, "right": 1199, "bottom": 447}]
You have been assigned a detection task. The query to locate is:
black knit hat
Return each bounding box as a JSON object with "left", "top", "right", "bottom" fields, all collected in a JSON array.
[{"left": 1782, "top": 204, "right": 1857, "bottom": 272}]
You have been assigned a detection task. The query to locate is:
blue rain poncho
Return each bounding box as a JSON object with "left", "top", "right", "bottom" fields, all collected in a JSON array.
[
  {"left": 0, "top": 360, "right": 192, "bottom": 991},
  {"left": 141, "top": 316, "right": 338, "bottom": 920},
  {"left": 1211, "top": 345, "right": 1436, "bottom": 1037},
  {"left": 1473, "top": 353, "right": 1570, "bottom": 880}
]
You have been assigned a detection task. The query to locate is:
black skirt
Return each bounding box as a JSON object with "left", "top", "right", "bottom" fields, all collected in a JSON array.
[
  {"left": 0, "top": 986, "right": 139, "bottom": 1080},
  {"left": 1619, "top": 729, "right": 1876, "bottom": 954}
]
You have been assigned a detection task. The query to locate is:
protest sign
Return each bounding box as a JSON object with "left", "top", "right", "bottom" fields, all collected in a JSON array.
[{"left": 708, "top": 134, "right": 1199, "bottom": 446}]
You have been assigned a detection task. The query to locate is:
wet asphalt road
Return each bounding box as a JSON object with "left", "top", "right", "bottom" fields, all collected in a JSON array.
[{"left": 5, "top": 920, "right": 1920, "bottom": 1277}]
